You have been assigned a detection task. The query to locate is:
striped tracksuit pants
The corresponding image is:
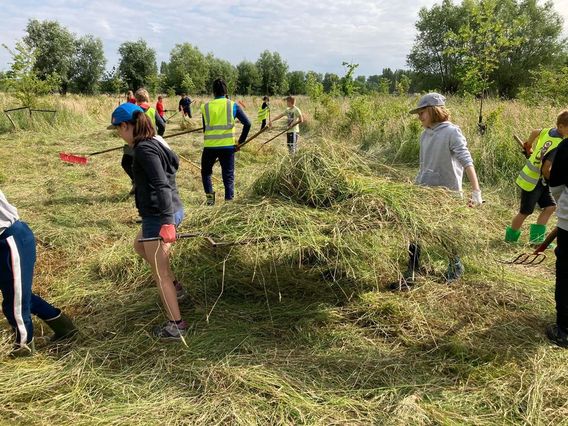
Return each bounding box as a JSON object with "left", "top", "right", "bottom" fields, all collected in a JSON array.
[{"left": 0, "top": 221, "right": 60, "bottom": 346}]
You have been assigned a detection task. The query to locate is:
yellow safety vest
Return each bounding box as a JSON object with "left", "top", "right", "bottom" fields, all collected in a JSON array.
[
  {"left": 201, "top": 98, "right": 236, "bottom": 148},
  {"left": 516, "top": 128, "right": 563, "bottom": 191},
  {"left": 257, "top": 105, "right": 270, "bottom": 122},
  {"left": 145, "top": 107, "right": 157, "bottom": 129}
]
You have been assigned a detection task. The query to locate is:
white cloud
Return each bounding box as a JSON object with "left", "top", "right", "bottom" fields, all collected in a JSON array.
[{"left": 0, "top": 0, "right": 566, "bottom": 77}]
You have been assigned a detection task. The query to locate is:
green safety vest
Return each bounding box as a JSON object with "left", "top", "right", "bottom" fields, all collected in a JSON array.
[
  {"left": 257, "top": 105, "right": 270, "bottom": 122},
  {"left": 201, "top": 98, "right": 235, "bottom": 148},
  {"left": 516, "top": 128, "right": 563, "bottom": 191}
]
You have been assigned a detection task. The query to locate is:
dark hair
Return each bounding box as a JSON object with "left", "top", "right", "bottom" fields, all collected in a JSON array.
[
  {"left": 130, "top": 110, "right": 155, "bottom": 144},
  {"left": 557, "top": 110, "right": 568, "bottom": 127},
  {"left": 213, "top": 78, "right": 228, "bottom": 97},
  {"left": 263, "top": 96, "right": 269, "bottom": 101}
]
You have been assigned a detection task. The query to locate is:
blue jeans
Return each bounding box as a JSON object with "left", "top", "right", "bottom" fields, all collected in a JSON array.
[
  {"left": 201, "top": 148, "right": 235, "bottom": 200},
  {"left": 0, "top": 221, "right": 60, "bottom": 345}
]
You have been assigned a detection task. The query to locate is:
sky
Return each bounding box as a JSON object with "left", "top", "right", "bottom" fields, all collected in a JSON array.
[{"left": 1, "top": 0, "right": 567, "bottom": 77}]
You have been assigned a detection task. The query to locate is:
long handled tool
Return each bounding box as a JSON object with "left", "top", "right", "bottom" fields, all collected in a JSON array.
[
  {"left": 59, "top": 127, "right": 204, "bottom": 165},
  {"left": 502, "top": 227, "right": 557, "bottom": 266},
  {"left": 256, "top": 121, "right": 299, "bottom": 153},
  {"left": 513, "top": 135, "right": 530, "bottom": 158},
  {"left": 138, "top": 232, "right": 278, "bottom": 247},
  {"left": 236, "top": 126, "right": 269, "bottom": 150}
]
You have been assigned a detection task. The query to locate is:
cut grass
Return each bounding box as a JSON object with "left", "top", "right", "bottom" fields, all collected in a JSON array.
[{"left": 0, "top": 93, "right": 565, "bottom": 425}]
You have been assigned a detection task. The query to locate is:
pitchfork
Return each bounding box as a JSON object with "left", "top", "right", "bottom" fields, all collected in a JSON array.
[{"left": 502, "top": 227, "right": 557, "bottom": 265}]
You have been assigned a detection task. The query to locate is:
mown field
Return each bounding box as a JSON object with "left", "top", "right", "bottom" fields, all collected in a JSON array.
[{"left": 0, "top": 93, "right": 566, "bottom": 425}]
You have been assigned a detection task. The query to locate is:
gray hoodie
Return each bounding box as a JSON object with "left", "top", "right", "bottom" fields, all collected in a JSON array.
[
  {"left": 415, "top": 121, "right": 474, "bottom": 192},
  {"left": 0, "top": 190, "right": 19, "bottom": 235},
  {"left": 549, "top": 139, "right": 568, "bottom": 231}
]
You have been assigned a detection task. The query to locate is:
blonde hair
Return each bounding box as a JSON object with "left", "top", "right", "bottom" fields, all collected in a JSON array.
[
  {"left": 135, "top": 88, "right": 150, "bottom": 103},
  {"left": 424, "top": 105, "right": 450, "bottom": 124}
]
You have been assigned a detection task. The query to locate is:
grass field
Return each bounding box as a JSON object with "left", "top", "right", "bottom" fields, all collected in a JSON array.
[{"left": 0, "top": 93, "right": 566, "bottom": 425}]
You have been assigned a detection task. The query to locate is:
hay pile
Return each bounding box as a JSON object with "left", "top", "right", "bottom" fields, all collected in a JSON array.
[{"left": 177, "top": 146, "right": 493, "bottom": 302}]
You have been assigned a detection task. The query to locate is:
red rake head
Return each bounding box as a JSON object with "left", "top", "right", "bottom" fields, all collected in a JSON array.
[{"left": 59, "top": 152, "right": 88, "bottom": 165}]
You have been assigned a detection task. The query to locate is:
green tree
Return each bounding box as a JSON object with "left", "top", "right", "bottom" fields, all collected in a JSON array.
[
  {"left": 340, "top": 62, "right": 359, "bottom": 96},
  {"left": 206, "top": 55, "right": 238, "bottom": 94},
  {"left": 287, "top": 71, "right": 306, "bottom": 95},
  {"left": 236, "top": 60, "right": 260, "bottom": 95},
  {"left": 447, "top": 0, "right": 522, "bottom": 95},
  {"left": 493, "top": 0, "right": 566, "bottom": 97},
  {"left": 395, "top": 74, "right": 412, "bottom": 95},
  {"left": 407, "top": 0, "right": 467, "bottom": 93},
  {"left": 256, "top": 50, "right": 289, "bottom": 95},
  {"left": 518, "top": 66, "right": 568, "bottom": 106},
  {"left": 322, "top": 73, "right": 340, "bottom": 95},
  {"left": 99, "top": 66, "right": 125, "bottom": 95},
  {"left": 166, "top": 43, "right": 208, "bottom": 94},
  {"left": 23, "top": 19, "right": 75, "bottom": 93},
  {"left": 2, "top": 41, "right": 60, "bottom": 107},
  {"left": 118, "top": 40, "right": 158, "bottom": 91},
  {"left": 69, "top": 35, "right": 106, "bottom": 94},
  {"left": 378, "top": 77, "right": 391, "bottom": 94},
  {"left": 305, "top": 71, "right": 324, "bottom": 99}
]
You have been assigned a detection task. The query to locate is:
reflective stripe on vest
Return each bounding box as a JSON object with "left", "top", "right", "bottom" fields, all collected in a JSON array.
[
  {"left": 516, "top": 128, "right": 563, "bottom": 191},
  {"left": 201, "top": 99, "right": 235, "bottom": 147}
]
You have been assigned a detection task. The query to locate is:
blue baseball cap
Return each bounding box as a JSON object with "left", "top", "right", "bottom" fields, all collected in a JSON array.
[
  {"left": 409, "top": 93, "right": 446, "bottom": 114},
  {"left": 108, "top": 103, "right": 144, "bottom": 129}
]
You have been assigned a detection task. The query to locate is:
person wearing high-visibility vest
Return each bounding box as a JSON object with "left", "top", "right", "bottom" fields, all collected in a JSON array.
[
  {"left": 258, "top": 96, "right": 270, "bottom": 130},
  {"left": 506, "top": 111, "right": 568, "bottom": 245},
  {"left": 200, "top": 78, "right": 251, "bottom": 205}
]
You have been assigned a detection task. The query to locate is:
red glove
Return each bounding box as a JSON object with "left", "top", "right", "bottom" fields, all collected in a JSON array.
[
  {"left": 159, "top": 224, "right": 176, "bottom": 243},
  {"left": 523, "top": 141, "right": 533, "bottom": 156}
]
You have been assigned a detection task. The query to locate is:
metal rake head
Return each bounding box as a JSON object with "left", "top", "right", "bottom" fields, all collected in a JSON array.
[{"left": 506, "top": 252, "right": 546, "bottom": 266}]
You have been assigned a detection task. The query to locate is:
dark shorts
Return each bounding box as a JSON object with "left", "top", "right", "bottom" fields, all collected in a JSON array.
[
  {"left": 141, "top": 209, "right": 184, "bottom": 238},
  {"left": 519, "top": 180, "right": 556, "bottom": 215}
]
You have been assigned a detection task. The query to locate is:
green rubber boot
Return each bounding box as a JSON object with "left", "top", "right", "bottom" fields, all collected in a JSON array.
[
  {"left": 505, "top": 226, "right": 521, "bottom": 243},
  {"left": 44, "top": 312, "right": 78, "bottom": 342},
  {"left": 529, "top": 224, "right": 547, "bottom": 245},
  {"left": 205, "top": 192, "right": 215, "bottom": 206}
]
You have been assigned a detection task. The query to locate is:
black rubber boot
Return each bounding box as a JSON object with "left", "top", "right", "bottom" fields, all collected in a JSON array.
[
  {"left": 44, "top": 312, "right": 78, "bottom": 342},
  {"left": 388, "top": 243, "right": 421, "bottom": 291}
]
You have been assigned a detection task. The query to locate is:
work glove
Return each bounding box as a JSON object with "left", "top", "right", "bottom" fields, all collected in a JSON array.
[
  {"left": 523, "top": 141, "right": 533, "bottom": 156},
  {"left": 468, "top": 190, "right": 483, "bottom": 207},
  {"left": 159, "top": 224, "right": 176, "bottom": 243}
]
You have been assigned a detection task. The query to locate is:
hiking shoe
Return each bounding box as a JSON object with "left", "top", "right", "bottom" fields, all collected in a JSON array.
[
  {"left": 152, "top": 320, "right": 189, "bottom": 341},
  {"left": 446, "top": 257, "right": 464, "bottom": 283},
  {"left": 174, "top": 280, "right": 188, "bottom": 301},
  {"left": 546, "top": 324, "right": 568, "bottom": 348},
  {"left": 10, "top": 339, "right": 35, "bottom": 358}
]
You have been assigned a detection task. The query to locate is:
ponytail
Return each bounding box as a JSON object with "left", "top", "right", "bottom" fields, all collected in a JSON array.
[{"left": 130, "top": 110, "right": 156, "bottom": 144}]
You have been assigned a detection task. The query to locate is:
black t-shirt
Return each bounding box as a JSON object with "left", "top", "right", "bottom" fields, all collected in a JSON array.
[{"left": 549, "top": 139, "right": 568, "bottom": 188}]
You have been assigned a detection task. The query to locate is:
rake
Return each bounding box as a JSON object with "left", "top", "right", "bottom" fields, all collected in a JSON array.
[
  {"left": 256, "top": 121, "right": 300, "bottom": 153},
  {"left": 502, "top": 227, "right": 557, "bottom": 265},
  {"left": 59, "top": 127, "right": 204, "bottom": 165}
]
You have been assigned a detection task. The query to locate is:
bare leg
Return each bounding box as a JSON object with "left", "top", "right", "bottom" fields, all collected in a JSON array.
[
  {"left": 134, "top": 232, "right": 181, "bottom": 321},
  {"left": 511, "top": 212, "right": 529, "bottom": 230},
  {"left": 536, "top": 206, "right": 556, "bottom": 225}
]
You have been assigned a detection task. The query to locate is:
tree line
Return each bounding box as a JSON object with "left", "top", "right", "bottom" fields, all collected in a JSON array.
[{"left": 1, "top": 0, "right": 566, "bottom": 100}]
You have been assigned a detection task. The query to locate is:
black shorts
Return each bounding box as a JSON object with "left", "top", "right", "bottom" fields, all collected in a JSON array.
[{"left": 519, "top": 180, "right": 556, "bottom": 215}]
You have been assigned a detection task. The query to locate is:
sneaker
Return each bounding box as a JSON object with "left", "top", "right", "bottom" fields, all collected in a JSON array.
[
  {"left": 152, "top": 320, "right": 189, "bottom": 341},
  {"left": 546, "top": 324, "right": 568, "bottom": 348},
  {"left": 446, "top": 257, "right": 464, "bottom": 283},
  {"left": 174, "top": 280, "right": 188, "bottom": 301},
  {"left": 10, "top": 339, "right": 35, "bottom": 358}
]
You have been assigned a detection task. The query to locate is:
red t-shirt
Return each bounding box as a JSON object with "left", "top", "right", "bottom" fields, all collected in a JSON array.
[
  {"left": 128, "top": 97, "right": 136, "bottom": 104},
  {"left": 156, "top": 100, "right": 165, "bottom": 117}
]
